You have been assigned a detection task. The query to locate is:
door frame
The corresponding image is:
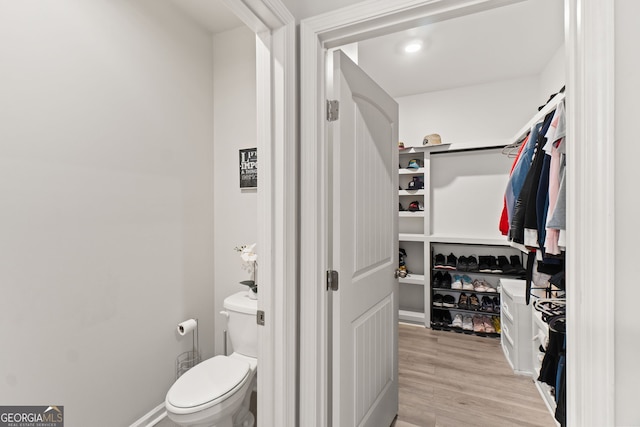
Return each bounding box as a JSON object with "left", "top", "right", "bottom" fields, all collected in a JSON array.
[
  {"left": 299, "top": 0, "right": 615, "bottom": 426},
  {"left": 222, "top": 1, "right": 297, "bottom": 426}
]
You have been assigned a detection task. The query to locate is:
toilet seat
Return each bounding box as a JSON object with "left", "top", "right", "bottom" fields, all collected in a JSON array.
[{"left": 166, "top": 355, "right": 250, "bottom": 414}]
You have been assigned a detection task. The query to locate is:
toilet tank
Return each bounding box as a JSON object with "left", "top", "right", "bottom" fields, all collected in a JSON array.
[{"left": 223, "top": 291, "right": 258, "bottom": 358}]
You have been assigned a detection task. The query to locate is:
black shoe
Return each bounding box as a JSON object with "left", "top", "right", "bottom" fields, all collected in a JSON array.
[
  {"left": 457, "top": 256, "right": 468, "bottom": 271},
  {"left": 481, "top": 296, "right": 494, "bottom": 312},
  {"left": 442, "top": 295, "right": 456, "bottom": 308},
  {"left": 488, "top": 256, "right": 500, "bottom": 273},
  {"left": 510, "top": 255, "right": 526, "bottom": 275},
  {"left": 441, "top": 310, "right": 452, "bottom": 328},
  {"left": 478, "top": 256, "right": 492, "bottom": 272},
  {"left": 433, "top": 271, "right": 443, "bottom": 287},
  {"left": 441, "top": 272, "right": 452, "bottom": 289},
  {"left": 466, "top": 256, "right": 479, "bottom": 272},
  {"left": 431, "top": 310, "right": 443, "bottom": 328},
  {"left": 492, "top": 296, "right": 501, "bottom": 313},
  {"left": 434, "top": 253, "right": 446, "bottom": 269},
  {"left": 497, "top": 255, "right": 514, "bottom": 274},
  {"left": 433, "top": 294, "right": 444, "bottom": 307},
  {"left": 445, "top": 253, "right": 457, "bottom": 270}
]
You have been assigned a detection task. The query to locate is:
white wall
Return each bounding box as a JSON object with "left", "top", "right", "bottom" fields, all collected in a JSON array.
[
  {"left": 212, "top": 27, "right": 258, "bottom": 356},
  {"left": 397, "top": 76, "right": 540, "bottom": 147},
  {"left": 539, "top": 44, "right": 566, "bottom": 103},
  {"left": 0, "top": 1, "right": 215, "bottom": 425},
  {"left": 614, "top": 1, "right": 640, "bottom": 424}
]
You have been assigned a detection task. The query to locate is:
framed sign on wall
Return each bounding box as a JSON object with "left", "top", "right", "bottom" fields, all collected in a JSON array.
[{"left": 239, "top": 148, "right": 257, "bottom": 189}]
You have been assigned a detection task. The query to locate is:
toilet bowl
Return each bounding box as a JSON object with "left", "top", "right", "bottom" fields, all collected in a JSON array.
[{"left": 165, "top": 291, "right": 258, "bottom": 427}]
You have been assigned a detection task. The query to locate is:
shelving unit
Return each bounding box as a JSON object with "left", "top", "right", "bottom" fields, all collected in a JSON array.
[
  {"left": 500, "top": 278, "right": 533, "bottom": 374},
  {"left": 396, "top": 94, "right": 566, "bottom": 328},
  {"left": 397, "top": 141, "right": 517, "bottom": 328},
  {"left": 398, "top": 149, "right": 428, "bottom": 323},
  {"left": 429, "top": 243, "right": 525, "bottom": 337}
]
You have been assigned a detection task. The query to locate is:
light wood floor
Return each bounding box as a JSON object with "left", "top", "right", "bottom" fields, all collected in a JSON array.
[
  {"left": 157, "top": 324, "right": 556, "bottom": 427},
  {"left": 393, "top": 322, "right": 557, "bottom": 427}
]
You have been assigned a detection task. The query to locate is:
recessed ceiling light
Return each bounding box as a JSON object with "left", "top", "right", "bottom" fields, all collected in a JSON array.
[{"left": 404, "top": 41, "right": 423, "bottom": 54}]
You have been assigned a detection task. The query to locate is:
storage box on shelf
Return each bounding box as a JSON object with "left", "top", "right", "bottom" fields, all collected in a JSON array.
[{"left": 429, "top": 242, "right": 526, "bottom": 338}]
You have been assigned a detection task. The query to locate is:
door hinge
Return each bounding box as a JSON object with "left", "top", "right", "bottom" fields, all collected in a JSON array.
[
  {"left": 256, "top": 310, "right": 265, "bottom": 326},
  {"left": 326, "top": 100, "right": 339, "bottom": 122},
  {"left": 326, "top": 270, "right": 339, "bottom": 291}
]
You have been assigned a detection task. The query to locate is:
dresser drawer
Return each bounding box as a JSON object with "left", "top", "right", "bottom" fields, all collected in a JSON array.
[{"left": 499, "top": 279, "right": 532, "bottom": 376}]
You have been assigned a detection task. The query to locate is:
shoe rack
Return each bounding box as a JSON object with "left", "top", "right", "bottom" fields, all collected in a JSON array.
[
  {"left": 397, "top": 141, "right": 520, "bottom": 328},
  {"left": 429, "top": 243, "right": 525, "bottom": 338}
]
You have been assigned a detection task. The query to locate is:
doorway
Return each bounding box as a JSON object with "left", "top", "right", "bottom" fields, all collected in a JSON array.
[
  {"left": 300, "top": 0, "right": 616, "bottom": 426},
  {"left": 331, "top": 2, "right": 562, "bottom": 425}
]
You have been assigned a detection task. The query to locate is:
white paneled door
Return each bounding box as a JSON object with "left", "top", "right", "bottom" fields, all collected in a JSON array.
[{"left": 329, "top": 50, "right": 399, "bottom": 427}]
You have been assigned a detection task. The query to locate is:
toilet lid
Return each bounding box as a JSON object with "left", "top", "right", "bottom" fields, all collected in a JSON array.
[{"left": 167, "top": 356, "right": 250, "bottom": 409}]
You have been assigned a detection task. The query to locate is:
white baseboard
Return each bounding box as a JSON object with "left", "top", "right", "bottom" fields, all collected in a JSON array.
[{"left": 129, "top": 402, "right": 166, "bottom": 427}]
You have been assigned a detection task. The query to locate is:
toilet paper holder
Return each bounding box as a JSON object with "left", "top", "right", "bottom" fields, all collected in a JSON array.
[{"left": 176, "top": 318, "right": 201, "bottom": 379}]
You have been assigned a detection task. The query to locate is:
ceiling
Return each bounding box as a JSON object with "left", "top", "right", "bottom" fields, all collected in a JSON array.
[
  {"left": 170, "top": 0, "right": 564, "bottom": 99},
  {"left": 357, "top": 0, "right": 564, "bottom": 97}
]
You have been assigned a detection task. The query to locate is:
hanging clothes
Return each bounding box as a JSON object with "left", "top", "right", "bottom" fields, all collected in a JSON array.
[
  {"left": 545, "top": 101, "right": 567, "bottom": 253},
  {"left": 504, "top": 123, "right": 542, "bottom": 230},
  {"left": 499, "top": 133, "right": 530, "bottom": 235},
  {"left": 509, "top": 110, "right": 555, "bottom": 245}
]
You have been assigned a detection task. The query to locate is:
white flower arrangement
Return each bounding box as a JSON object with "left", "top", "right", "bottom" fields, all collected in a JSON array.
[{"left": 234, "top": 243, "right": 257, "bottom": 295}]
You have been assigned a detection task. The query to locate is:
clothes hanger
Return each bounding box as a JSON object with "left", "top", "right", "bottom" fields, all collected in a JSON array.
[
  {"left": 533, "top": 298, "right": 566, "bottom": 320},
  {"left": 501, "top": 133, "right": 529, "bottom": 158},
  {"left": 548, "top": 315, "right": 566, "bottom": 334}
]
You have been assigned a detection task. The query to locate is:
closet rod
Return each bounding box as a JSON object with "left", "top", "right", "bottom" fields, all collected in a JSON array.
[{"left": 509, "top": 91, "right": 566, "bottom": 145}]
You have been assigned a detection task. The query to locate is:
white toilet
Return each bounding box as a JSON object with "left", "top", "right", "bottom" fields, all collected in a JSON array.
[{"left": 165, "top": 291, "right": 258, "bottom": 427}]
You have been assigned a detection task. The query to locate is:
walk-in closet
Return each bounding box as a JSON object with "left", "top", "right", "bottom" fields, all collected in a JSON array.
[{"left": 349, "top": 0, "right": 567, "bottom": 424}]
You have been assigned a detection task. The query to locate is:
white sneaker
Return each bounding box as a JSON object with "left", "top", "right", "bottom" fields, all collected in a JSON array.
[
  {"left": 451, "top": 275, "right": 463, "bottom": 290},
  {"left": 473, "top": 279, "right": 488, "bottom": 292},
  {"left": 451, "top": 314, "right": 463, "bottom": 328},
  {"left": 462, "top": 315, "right": 473, "bottom": 331}
]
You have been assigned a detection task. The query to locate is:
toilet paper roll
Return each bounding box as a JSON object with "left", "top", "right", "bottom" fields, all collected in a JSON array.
[{"left": 177, "top": 319, "right": 197, "bottom": 336}]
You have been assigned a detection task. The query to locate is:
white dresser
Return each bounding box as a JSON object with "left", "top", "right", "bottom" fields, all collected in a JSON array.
[{"left": 500, "top": 278, "right": 533, "bottom": 376}]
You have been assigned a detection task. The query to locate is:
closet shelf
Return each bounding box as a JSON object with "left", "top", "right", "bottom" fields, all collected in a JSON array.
[
  {"left": 428, "top": 140, "right": 510, "bottom": 153},
  {"left": 399, "top": 274, "right": 425, "bottom": 285},
  {"left": 399, "top": 233, "right": 425, "bottom": 242},
  {"left": 432, "top": 268, "right": 525, "bottom": 279},
  {"left": 432, "top": 287, "right": 500, "bottom": 295},
  {"left": 431, "top": 323, "right": 500, "bottom": 338},
  {"left": 432, "top": 305, "right": 501, "bottom": 316},
  {"left": 399, "top": 167, "right": 426, "bottom": 175},
  {"left": 398, "top": 143, "right": 451, "bottom": 153},
  {"left": 399, "top": 211, "right": 425, "bottom": 218},
  {"left": 509, "top": 241, "right": 530, "bottom": 253},
  {"left": 399, "top": 189, "right": 425, "bottom": 196},
  {"left": 429, "top": 235, "right": 512, "bottom": 246}
]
